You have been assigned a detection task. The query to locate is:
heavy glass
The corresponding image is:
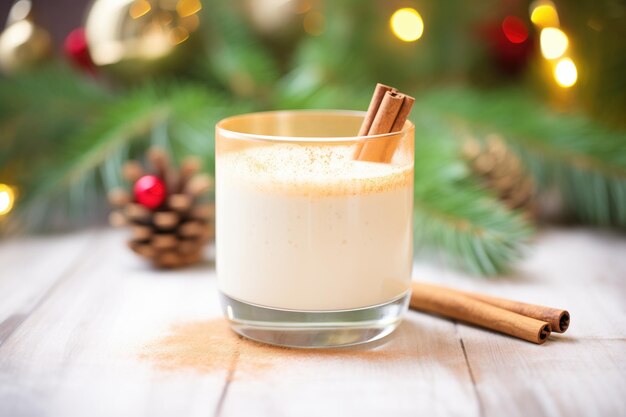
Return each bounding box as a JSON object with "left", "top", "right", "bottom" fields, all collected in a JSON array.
[{"left": 215, "top": 110, "right": 414, "bottom": 348}]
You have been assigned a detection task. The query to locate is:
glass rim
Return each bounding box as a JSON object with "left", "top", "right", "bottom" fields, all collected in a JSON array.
[{"left": 216, "top": 109, "right": 414, "bottom": 143}]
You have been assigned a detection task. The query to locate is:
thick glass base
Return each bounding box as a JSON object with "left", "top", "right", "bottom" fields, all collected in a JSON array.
[{"left": 219, "top": 291, "right": 410, "bottom": 348}]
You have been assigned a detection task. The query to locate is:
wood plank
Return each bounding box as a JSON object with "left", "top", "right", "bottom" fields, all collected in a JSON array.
[
  {"left": 460, "top": 330, "right": 625, "bottom": 417},
  {"left": 0, "top": 231, "right": 95, "bottom": 345},
  {"left": 0, "top": 230, "right": 226, "bottom": 417}
]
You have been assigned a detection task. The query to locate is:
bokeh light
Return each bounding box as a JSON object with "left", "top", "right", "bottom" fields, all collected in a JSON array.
[
  {"left": 176, "top": 0, "right": 202, "bottom": 18},
  {"left": 129, "top": 0, "right": 151, "bottom": 19},
  {"left": 0, "top": 184, "right": 15, "bottom": 216},
  {"left": 540, "top": 27, "right": 568, "bottom": 59},
  {"left": 502, "top": 16, "right": 528, "bottom": 44},
  {"left": 390, "top": 8, "right": 424, "bottom": 42},
  {"left": 554, "top": 57, "right": 577, "bottom": 88},
  {"left": 530, "top": 2, "right": 560, "bottom": 28}
]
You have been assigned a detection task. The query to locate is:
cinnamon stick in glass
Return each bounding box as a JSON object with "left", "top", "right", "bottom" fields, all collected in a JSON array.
[
  {"left": 354, "top": 83, "right": 414, "bottom": 162},
  {"left": 367, "top": 91, "right": 404, "bottom": 135},
  {"left": 410, "top": 282, "right": 552, "bottom": 344},
  {"left": 414, "top": 282, "right": 570, "bottom": 333},
  {"left": 358, "top": 83, "right": 394, "bottom": 136},
  {"left": 383, "top": 94, "right": 415, "bottom": 162}
]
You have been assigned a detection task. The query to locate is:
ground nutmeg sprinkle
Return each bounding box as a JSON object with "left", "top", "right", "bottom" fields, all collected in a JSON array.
[{"left": 139, "top": 318, "right": 416, "bottom": 378}]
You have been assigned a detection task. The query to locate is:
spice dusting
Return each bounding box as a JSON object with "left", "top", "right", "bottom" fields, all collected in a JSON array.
[{"left": 140, "top": 318, "right": 414, "bottom": 378}]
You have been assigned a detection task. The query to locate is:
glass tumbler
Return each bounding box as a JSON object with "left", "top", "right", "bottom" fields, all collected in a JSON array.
[{"left": 215, "top": 110, "right": 414, "bottom": 348}]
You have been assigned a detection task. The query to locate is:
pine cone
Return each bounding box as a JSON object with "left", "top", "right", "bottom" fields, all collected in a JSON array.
[
  {"left": 108, "top": 147, "right": 215, "bottom": 269},
  {"left": 463, "top": 135, "right": 535, "bottom": 212}
]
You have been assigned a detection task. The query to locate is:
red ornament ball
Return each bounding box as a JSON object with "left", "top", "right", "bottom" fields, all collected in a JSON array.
[
  {"left": 64, "top": 28, "right": 94, "bottom": 71},
  {"left": 134, "top": 175, "right": 167, "bottom": 209},
  {"left": 501, "top": 16, "right": 528, "bottom": 44},
  {"left": 476, "top": 17, "right": 533, "bottom": 77}
]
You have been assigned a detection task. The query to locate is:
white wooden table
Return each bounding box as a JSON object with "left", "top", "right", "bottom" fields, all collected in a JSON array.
[{"left": 0, "top": 227, "right": 624, "bottom": 417}]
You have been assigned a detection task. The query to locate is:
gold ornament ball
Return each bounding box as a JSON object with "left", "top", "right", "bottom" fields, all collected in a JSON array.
[
  {"left": 0, "top": 18, "right": 52, "bottom": 74},
  {"left": 85, "top": 0, "right": 203, "bottom": 80}
]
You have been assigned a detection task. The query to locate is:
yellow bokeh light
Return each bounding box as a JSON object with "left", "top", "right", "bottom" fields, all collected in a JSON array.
[
  {"left": 176, "top": 0, "right": 202, "bottom": 18},
  {"left": 129, "top": 0, "right": 151, "bottom": 19},
  {"left": 530, "top": 2, "right": 560, "bottom": 28},
  {"left": 540, "top": 27, "right": 568, "bottom": 59},
  {"left": 554, "top": 57, "right": 577, "bottom": 88},
  {"left": 0, "top": 184, "right": 15, "bottom": 216},
  {"left": 390, "top": 8, "right": 424, "bottom": 42}
]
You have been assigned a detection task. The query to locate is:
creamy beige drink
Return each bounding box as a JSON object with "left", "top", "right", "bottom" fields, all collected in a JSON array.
[{"left": 216, "top": 144, "right": 413, "bottom": 311}]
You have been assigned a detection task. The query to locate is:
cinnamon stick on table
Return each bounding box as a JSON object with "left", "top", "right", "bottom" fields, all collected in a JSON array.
[
  {"left": 410, "top": 282, "right": 553, "bottom": 344},
  {"left": 412, "top": 282, "right": 570, "bottom": 333},
  {"left": 469, "top": 292, "right": 570, "bottom": 333},
  {"left": 354, "top": 83, "right": 415, "bottom": 163}
]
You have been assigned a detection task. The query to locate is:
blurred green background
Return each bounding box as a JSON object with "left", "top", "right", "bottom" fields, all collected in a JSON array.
[{"left": 0, "top": 0, "right": 624, "bottom": 276}]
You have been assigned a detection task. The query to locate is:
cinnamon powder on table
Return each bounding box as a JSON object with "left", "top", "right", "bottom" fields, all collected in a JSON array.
[{"left": 140, "top": 318, "right": 414, "bottom": 378}]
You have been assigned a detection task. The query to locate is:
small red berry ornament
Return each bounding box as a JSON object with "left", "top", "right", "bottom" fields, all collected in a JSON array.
[
  {"left": 475, "top": 16, "right": 533, "bottom": 78},
  {"left": 134, "top": 175, "right": 167, "bottom": 209},
  {"left": 64, "top": 28, "right": 94, "bottom": 72}
]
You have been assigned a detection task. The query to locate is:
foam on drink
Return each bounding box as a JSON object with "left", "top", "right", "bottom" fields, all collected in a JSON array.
[{"left": 216, "top": 144, "right": 413, "bottom": 311}]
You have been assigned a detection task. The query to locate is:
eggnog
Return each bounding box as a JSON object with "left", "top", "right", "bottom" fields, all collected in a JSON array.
[{"left": 216, "top": 144, "right": 413, "bottom": 311}]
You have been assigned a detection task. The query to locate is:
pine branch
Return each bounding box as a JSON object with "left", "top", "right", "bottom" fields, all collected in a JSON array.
[
  {"left": 198, "top": 2, "right": 280, "bottom": 100},
  {"left": 0, "top": 63, "right": 108, "bottom": 116},
  {"left": 414, "top": 182, "right": 531, "bottom": 276},
  {"left": 15, "top": 84, "right": 237, "bottom": 230},
  {"left": 417, "top": 88, "right": 626, "bottom": 227},
  {"left": 162, "top": 82, "right": 251, "bottom": 175},
  {"left": 0, "top": 64, "right": 110, "bottom": 176},
  {"left": 412, "top": 112, "right": 532, "bottom": 275},
  {"left": 14, "top": 87, "right": 164, "bottom": 230}
]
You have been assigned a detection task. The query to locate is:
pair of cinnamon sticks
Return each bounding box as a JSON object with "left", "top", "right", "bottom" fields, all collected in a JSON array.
[
  {"left": 354, "top": 83, "right": 415, "bottom": 162},
  {"left": 410, "top": 282, "right": 570, "bottom": 344}
]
